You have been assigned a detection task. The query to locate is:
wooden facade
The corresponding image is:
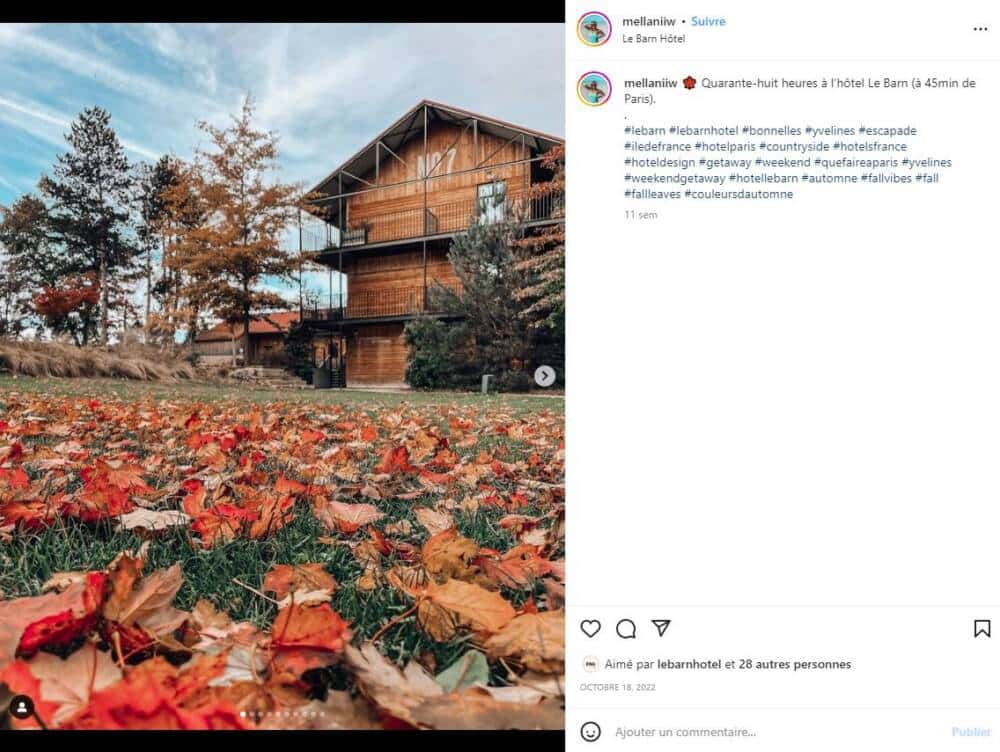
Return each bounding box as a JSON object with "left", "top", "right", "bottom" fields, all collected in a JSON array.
[
  {"left": 303, "top": 101, "right": 564, "bottom": 388},
  {"left": 345, "top": 121, "right": 532, "bottom": 245},
  {"left": 193, "top": 312, "right": 300, "bottom": 367},
  {"left": 345, "top": 323, "right": 408, "bottom": 387}
]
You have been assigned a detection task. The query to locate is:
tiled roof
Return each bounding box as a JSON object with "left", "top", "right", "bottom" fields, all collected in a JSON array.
[{"left": 195, "top": 311, "right": 300, "bottom": 342}]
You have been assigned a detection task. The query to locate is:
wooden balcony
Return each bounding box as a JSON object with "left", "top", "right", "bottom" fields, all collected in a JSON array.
[
  {"left": 302, "top": 190, "right": 563, "bottom": 252},
  {"left": 302, "top": 283, "right": 461, "bottom": 323}
]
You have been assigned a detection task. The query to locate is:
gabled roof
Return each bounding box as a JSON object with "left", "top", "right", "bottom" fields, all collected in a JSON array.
[
  {"left": 195, "top": 311, "right": 300, "bottom": 342},
  {"left": 307, "top": 99, "right": 564, "bottom": 203}
]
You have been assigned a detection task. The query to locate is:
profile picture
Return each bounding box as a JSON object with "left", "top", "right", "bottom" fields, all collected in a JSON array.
[
  {"left": 577, "top": 11, "right": 611, "bottom": 46},
  {"left": 577, "top": 71, "right": 611, "bottom": 106}
]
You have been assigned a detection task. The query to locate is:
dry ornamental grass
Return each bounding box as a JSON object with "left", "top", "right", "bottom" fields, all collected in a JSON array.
[{"left": 0, "top": 341, "right": 196, "bottom": 382}]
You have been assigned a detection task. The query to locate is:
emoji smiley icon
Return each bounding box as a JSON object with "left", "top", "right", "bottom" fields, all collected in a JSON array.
[{"left": 581, "top": 721, "right": 602, "bottom": 742}]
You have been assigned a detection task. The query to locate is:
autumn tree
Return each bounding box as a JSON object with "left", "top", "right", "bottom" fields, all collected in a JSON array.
[
  {"left": 32, "top": 274, "right": 100, "bottom": 344},
  {"left": 0, "top": 193, "right": 61, "bottom": 290},
  {"left": 168, "top": 97, "right": 299, "bottom": 360},
  {"left": 158, "top": 159, "right": 210, "bottom": 343},
  {"left": 513, "top": 145, "right": 564, "bottom": 335},
  {"left": 39, "top": 107, "right": 138, "bottom": 345}
]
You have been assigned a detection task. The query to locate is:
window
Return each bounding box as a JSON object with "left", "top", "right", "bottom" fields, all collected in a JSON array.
[{"left": 476, "top": 180, "right": 507, "bottom": 224}]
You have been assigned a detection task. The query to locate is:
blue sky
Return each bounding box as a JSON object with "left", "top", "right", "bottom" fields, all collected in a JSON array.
[{"left": 0, "top": 22, "right": 564, "bottom": 307}]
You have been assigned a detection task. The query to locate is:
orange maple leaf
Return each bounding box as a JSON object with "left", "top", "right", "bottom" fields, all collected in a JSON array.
[
  {"left": 271, "top": 602, "right": 351, "bottom": 653},
  {"left": 373, "top": 445, "right": 418, "bottom": 475},
  {"left": 63, "top": 657, "right": 247, "bottom": 730},
  {"left": 274, "top": 475, "right": 307, "bottom": 495}
]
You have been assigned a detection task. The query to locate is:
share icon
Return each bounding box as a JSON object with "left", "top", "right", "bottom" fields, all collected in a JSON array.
[{"left": 651, "top": 619, "right": 671, "bottom": 637}]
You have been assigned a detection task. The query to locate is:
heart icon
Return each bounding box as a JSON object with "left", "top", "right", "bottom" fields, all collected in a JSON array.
[{"left": 580, "top": 619, "right": 601, "bottom": 638}]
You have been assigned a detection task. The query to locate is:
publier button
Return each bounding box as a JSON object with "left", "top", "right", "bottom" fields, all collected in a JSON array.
[{"left": 973, "top": 619, "right": 991, "bottom": 638}]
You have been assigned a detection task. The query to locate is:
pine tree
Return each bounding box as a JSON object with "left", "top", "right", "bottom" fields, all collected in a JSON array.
[
  {"left": 0, "top": 195, "right": 55, "bottom": 336},
  {"left": 39, "top": 107, "right": 137, "bottom": 345},
  {"left": 428, "top": 212, "right": 537, "bottom": 389},
  {"left": 0, "top": 245, "right": 29, "bottom": 338},
  {"left": 409, "top": 151, "right": 566, "bottom": 390},
  {"left": 135, "top": 156, "right": 178, "bottom": 341}
]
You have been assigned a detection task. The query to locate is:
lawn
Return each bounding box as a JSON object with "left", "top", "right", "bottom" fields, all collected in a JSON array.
[
  {"left": 0, "top": 375, "right": 564, "bottom": 415},
  {"left": 0, "top": 376, "right": 564, "bottom": 730}
]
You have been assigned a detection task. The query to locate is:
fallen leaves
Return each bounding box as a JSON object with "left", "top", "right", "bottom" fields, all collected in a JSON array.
[
  {"left": 102, "top": 558, "right": 187, "bottom": 654},
  {"left": 62, "top": 657, "right": 247, "bottom": 730},
  {"left": 269, "top": 602, "right": 352, "bottom": 680},
  {"left": 314, "top": 498, "right": 384, "bottom": 534},
  {"left": 345, "top": 641, "right": 445, "bottom": 726},
  {"left": 262, "top": 563, "right": 337, "bottom": 601},
  {"left": 346, "top": 642, "right": 562, "bottom": 730},
  {"left": 422, "top": 528, "right": 487, "bottom": 585},
  {"left": 116, "top": 508, "right": 191, "bottom": 533},
  {"left": 270, "top": 603, "right": 351, "bottom": 653},
  {"left": 19, "top": 643, "right": 123, "bottom": 726},
  {"left": 410, "top": 687, "right": 563, "bottom": 730},
  {"left": 424, "top": 579, "right": 516, "bottom": 634},
  {"left": 485, "top": 611, "right": 566, "bottom": 673},
  {"left": 0, "top": 390, "right": 565, "bottom": 730},
  {"left": 0, "top": 571, "right": 105, "bottom": 661},
  {"left": 414, "top": 506, "right": 455, "bottom": 536},
  {"left": 373, "top": 445, "right": 418, "bottom": 475}
]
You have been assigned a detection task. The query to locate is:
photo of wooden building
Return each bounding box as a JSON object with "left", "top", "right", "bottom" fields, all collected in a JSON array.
[
  {"left": 193, "top": 311, "right": 300, "bottom": 367},
  {"left": 301, "top": 100, "right": 564, "bottom": 388}
]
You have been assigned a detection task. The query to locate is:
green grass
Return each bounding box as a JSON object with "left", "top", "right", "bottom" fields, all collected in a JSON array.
[
  {"left": 0, "top": 374, "right": 563, "bottom": 416},
  {"left": 0, "top": 498, "right": 543, "bottom": 677},
  {"left": 0, "top": 377, "right": 562, "bottom": 679}
]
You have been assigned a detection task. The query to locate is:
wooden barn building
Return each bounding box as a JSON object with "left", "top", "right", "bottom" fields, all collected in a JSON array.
[
  {"left": 193, "top": 311, "right": 300, "bottom": 367},
  {"left": 300, "top": 100, "right": 564, "bottom": 388}
]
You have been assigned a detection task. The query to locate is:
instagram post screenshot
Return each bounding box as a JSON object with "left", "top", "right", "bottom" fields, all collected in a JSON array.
[{"left": 0, "top": 1, "right": 996, "bottom": 748}]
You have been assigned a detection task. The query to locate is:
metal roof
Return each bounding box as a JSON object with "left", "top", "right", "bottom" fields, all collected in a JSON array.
[{"left": 306, "top": 99, "right": 564, "bottom": 204}]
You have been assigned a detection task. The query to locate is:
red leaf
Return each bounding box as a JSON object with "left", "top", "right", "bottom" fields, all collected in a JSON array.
[
  {"left": 373, "top": 446, "right": 417, "bottom": 475},
  {"left": 63, "top": 658, "right": 247, "bottom": 730},
  {"left": 274, "top": 475, "right": 307, "bottom": 495},
  {"left": 300, "top": 428, "right": 325, "bottom": 443},
  {"left": 7, "top": 467, "right": 30, "bottom": 489},
  {"left": 1, "top": 572, "right": 106, "bottom": 661},
  {"left": 0, "top": 660, "right": 59, "bottom": 727}
]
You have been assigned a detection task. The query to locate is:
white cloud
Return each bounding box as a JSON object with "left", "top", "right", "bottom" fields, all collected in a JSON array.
[
  {"left": 0, "top": 25, "right": 219, "bottom": 116},
  {"left": 0, "top": 93, "right": 160, "bottom": 161},
  {"left": 0, "top": 173, "right": 24, "bottom": 193},
  {"left": 0, "top": 22, "right": 563, "bottom": 299}
]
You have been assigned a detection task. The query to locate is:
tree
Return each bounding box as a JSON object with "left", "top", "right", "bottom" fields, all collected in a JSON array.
[
  {"left": 39, "top": 106, "right": 138, "bottom": 345},
  {"left": 421, "top": 211, "right": 537, "bottom": 390},
  {"left": 168, "top": 97, "right": 299, "bottom": 361},
  {"left": 135, "top": 156, "right": 178, "bottom": 341},
  {"left": 0, "top": 195, "right": 55, "bottom": 337},
  {"left": 0, "top": 245, "right": 29, "bottom": 338},
  {"left": 513, "top": 145, "right": 564, "bottom": 335},
  {"left": 158, "top": 158, "right": 210, "bottom": 344},
  {"left": 32, "top": 274, "right": 100, "bottom": 344},
  {"left": 403, "top": 317, "right": 476, "bottom": 389},
  {"left": 406, "top": 154, "right": 566, "bottom": 391}
]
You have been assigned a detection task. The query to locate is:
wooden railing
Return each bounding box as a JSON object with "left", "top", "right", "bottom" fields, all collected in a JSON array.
[
  {"left": 310, "top": 190, "right": 563, "bottom": 250},
  {"left": 302, "top": 283, "right": 461, "bottom": 322}
]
